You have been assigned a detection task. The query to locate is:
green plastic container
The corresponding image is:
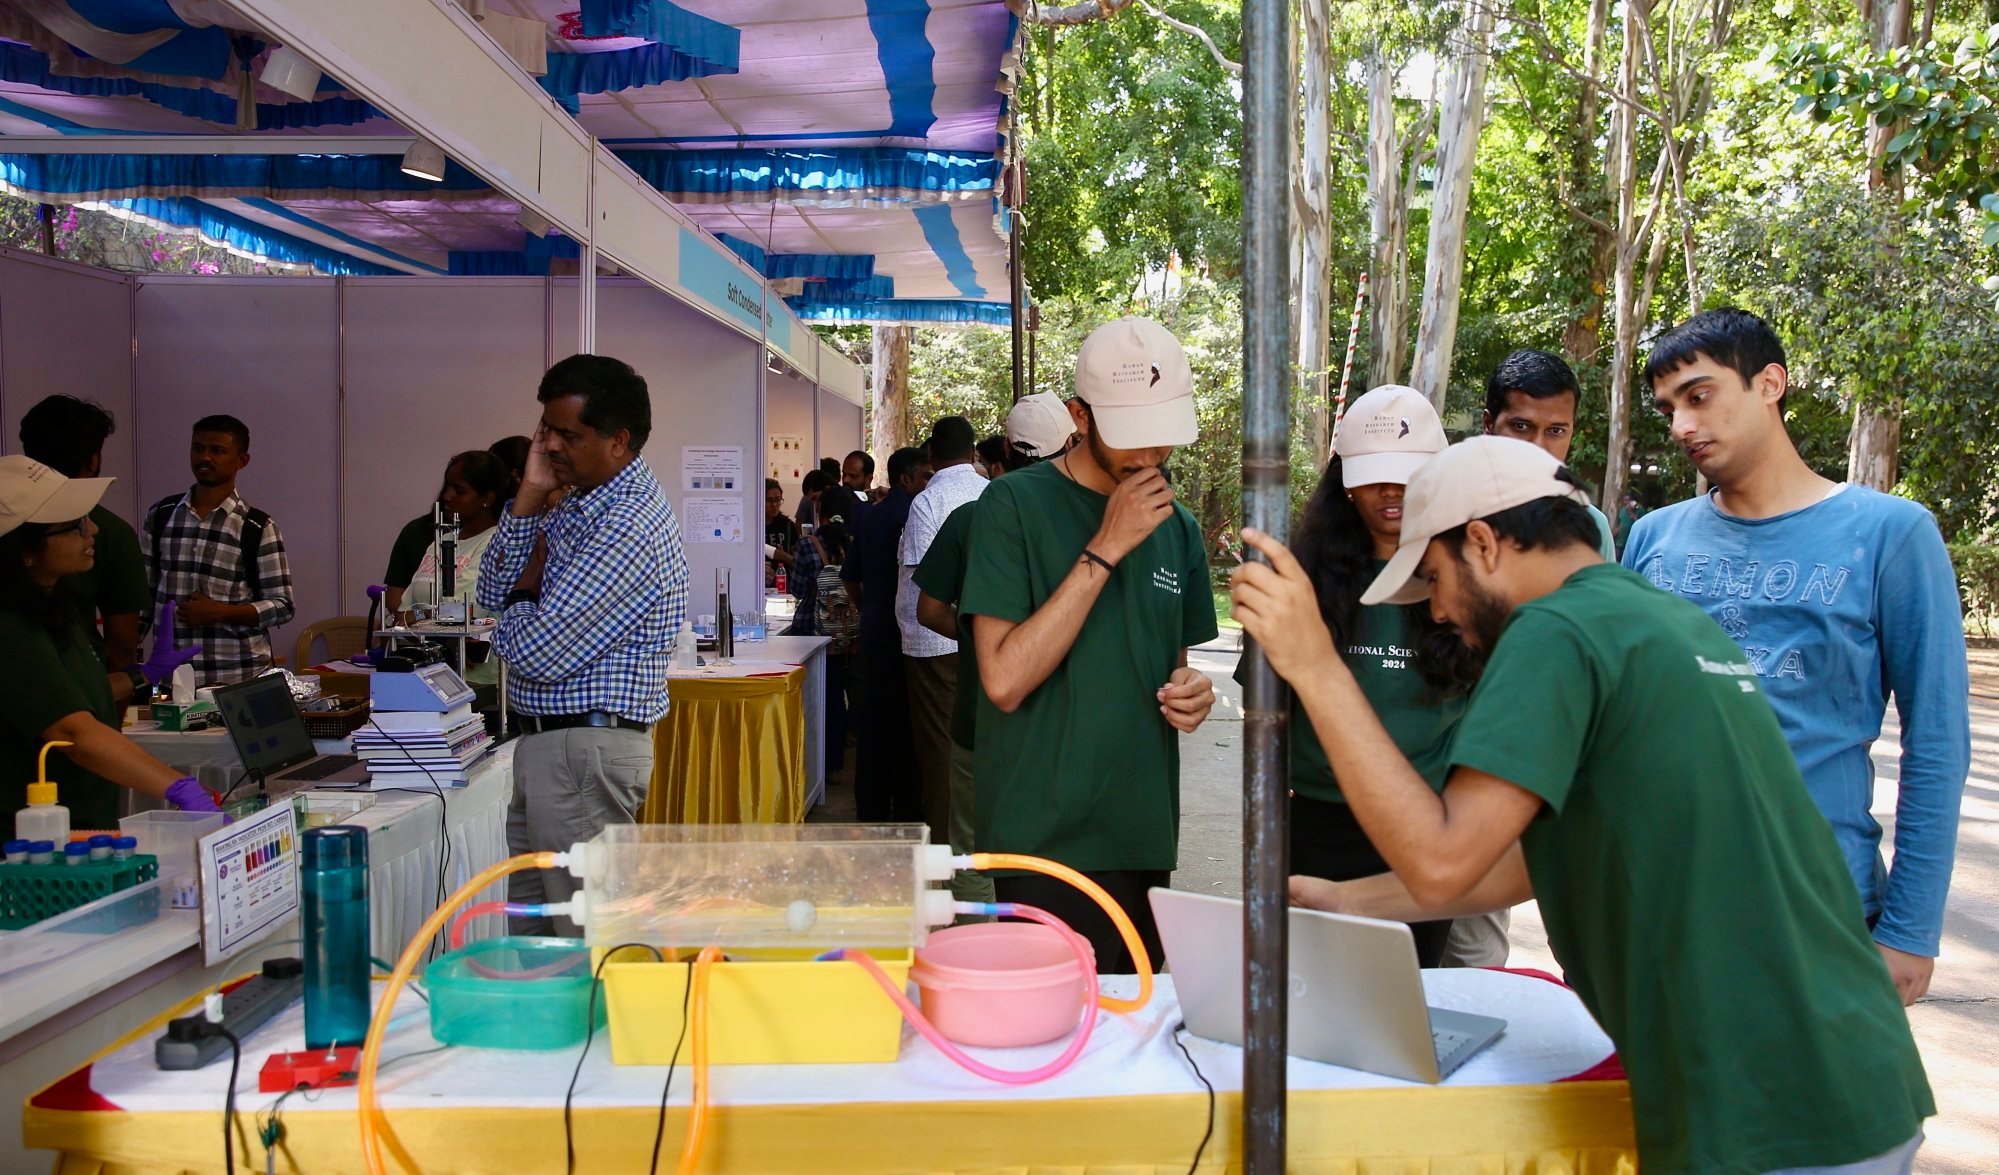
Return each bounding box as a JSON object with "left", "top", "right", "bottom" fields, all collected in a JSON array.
[
  {"left": 0, "top": 854, "right": 158, "bottom": 929},
  {"left": 425, "top": 936, "right": 604, "bottom": 1050}
]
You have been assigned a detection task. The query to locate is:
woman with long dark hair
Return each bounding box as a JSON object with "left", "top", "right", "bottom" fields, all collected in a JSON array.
[
  {"left": 0, "top": 457, "right": 218, "bottom": 828},
  {"left": 1245, "top": 386, "right": 1476, "bottom": 965}
]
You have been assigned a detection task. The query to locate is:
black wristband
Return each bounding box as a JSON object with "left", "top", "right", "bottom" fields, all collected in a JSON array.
[
  {"left": 123, "top": 666, "right": 151, "bottom": 694},
  {"left": 1080, "top": 548, "right": 1115, "bottom": 574},
  {"left": 503, "top": 588, "right": 540, "bottom": 609}
]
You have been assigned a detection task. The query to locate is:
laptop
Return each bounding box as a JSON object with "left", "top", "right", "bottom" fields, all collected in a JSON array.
[
  {"left": 1149, "top": 888, "right": 1506, "bottom": 1083},
  {"left": 213, "top": 673, "right": 370, "bottom": 793}
]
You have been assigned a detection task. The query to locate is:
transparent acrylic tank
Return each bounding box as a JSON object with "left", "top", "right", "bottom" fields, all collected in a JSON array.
[{"left": 576, "top": 824, "right": 952, "bottom": 950}]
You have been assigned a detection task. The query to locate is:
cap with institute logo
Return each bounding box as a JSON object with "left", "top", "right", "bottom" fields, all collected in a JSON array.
[
  {"left": 1003, "top": 392, "right": 1074, "bottom": 460},
  {"left": 1073, "top": 316, "right": 1196, "bottom": 449},
  {"left": 1334, "top": 384, "right": 1447, "bottom": 488},
  {"left": 0, "top": 455, "right": 112, "bottom": 539},
  {"left": 1360, "top": 436, "right": 1593, "bottom": 607}
]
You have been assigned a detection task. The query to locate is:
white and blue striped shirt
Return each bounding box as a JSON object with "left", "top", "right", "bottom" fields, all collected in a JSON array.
[{"left": 479, "top": 456, "right": 686, "bottom": 724}]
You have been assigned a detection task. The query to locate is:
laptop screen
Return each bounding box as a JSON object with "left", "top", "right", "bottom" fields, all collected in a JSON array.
[{"left": 215, "top": 674, "right": 317, "bottom": 778}]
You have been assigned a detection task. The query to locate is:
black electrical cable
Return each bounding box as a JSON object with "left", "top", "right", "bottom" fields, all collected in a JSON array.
[
  {"left": 213, "top": 1026, "right": 244, "bottom": 1175},
  {"left": 565, "top": 943, "right": 663, "bottom": 1175},
  {"left": 1170, "top": 1022, "right": 1214, "bottom": 1175},
  {"left": 648, "top": 960, "right": 696, "bottom": 1175}
]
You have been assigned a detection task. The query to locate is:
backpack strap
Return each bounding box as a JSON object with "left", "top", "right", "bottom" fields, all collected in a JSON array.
[
  {"left": 145, "top": 495, "right": 269, "bottom": 604},
  {"left": 144, "top": 494, "right": 183, "bottom": 609},
  {"left": 239, "top": 507, "right": 268, "bottom": 597}
]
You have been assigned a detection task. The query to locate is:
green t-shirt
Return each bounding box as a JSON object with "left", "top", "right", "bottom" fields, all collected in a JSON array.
[
  {"left": 1450, "top": 563, "right": 1931, "bottom": 1174},
  {"left": 911, "top": 500, "right": 981, "bottom": 750},
  {"left": 384, "top": 513, "right": 432, "bottom": 588},
  {"left": 959, "top": 461, "right": 1219, "bottom": 871},
  {"left": 0, "top": 608, "right": 123, "bottom": 831},
  {"left": 1233, "top": 568, "right": 1463, "bottom": 803},
  {"left": 1585, "top": 502, "right": 1617, "bottom": 561},
  {"left": 66, "top": 505, "right": 149, "bottom": 668}
]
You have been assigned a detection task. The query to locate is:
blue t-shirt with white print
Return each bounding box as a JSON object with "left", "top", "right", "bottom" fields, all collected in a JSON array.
[{"left": 1623, "top": 485, "right": 1970, "bottom": 956}]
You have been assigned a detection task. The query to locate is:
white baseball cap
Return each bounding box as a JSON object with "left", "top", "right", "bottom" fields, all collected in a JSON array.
[
  {"left": 1360, "top": 436, "right": 1593, "bottom": 607},
  {"left": 1335, "top": 384, "right": 1447, "bottom": 488},
  {"left": 1073, "top": 316, "right": 1196, "bottom": 449},
  {"left": 0, "top": 456, "right": 111, "bottom": 538},
  {"left": 1003, "top": 392, "right": 1074, "bottom": 460}
]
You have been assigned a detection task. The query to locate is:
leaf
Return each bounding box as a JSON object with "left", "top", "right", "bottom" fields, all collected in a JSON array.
[{"left": 1887, "top": 128, "right": 1919, "bottom": 154}]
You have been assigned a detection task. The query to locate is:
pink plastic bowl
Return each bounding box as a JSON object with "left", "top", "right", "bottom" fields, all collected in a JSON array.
[{"left": 911, "top": 922, "right": 1094, "bottom": 1048}]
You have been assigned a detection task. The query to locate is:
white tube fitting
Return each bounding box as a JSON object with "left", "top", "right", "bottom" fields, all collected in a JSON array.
[
  {"left": 920, "top": 889, "right": 958, "bottom": 926},
  {"left": 549, "top": 893, "right": 586, "bottom": 927},
  {"left": 565, "top": 841, "right": 595, "bottom": 880},
  {"left": 949, "top": 853, "right": 976, "bottom": 871},
  {"left": 919, "top": 844, "right": 956, "bottom": 882}
]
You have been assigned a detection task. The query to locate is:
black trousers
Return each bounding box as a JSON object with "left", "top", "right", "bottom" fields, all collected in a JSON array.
[
  {"left": 993, "top": 869, "right": 1170, "bottom": 976},
  {"left": 853, "top": 642, "right": 922, "bottom": 822},
  {"left": 1290, "top": 794, "right": 1451, "bottom": 967}
]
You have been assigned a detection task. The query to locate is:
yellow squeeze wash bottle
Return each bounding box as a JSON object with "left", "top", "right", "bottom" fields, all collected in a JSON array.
[{"left": 14, "top": 741, "right": 73, "bottom": 846}]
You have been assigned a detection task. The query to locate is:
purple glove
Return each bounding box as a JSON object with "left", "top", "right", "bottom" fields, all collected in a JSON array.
[
  {"left": 137, "top": 599, "right": 202, "bottom": 683},
  {"left": 165, "top": 777, "right": 221, "bottom": 813}
]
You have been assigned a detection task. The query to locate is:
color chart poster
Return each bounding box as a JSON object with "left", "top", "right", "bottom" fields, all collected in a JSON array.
[{"left": 198, "top": 803, "right": 300, "bottom": 966}]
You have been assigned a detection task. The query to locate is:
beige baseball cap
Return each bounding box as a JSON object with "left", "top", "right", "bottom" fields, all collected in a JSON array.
[
  {"left": 1003, "top": 392, "right": 1074, "bottom": 460},
  {"left": 1335, "top": 384, "right": 1447, "bottom": 488},
  {"left": 1360, "top": 436, "right": 1593, "bottom": 606},
  {"left": 0, "top": 455, "right": 111, "bottom": 538},
  {"left": 1073, "top": 316, "right": 1196, "bottom": 448}
]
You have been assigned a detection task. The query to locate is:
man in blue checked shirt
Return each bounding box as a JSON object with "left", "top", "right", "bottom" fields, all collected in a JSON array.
[{"left": 480, "top": 354, "right": 688, "bottom": 936}]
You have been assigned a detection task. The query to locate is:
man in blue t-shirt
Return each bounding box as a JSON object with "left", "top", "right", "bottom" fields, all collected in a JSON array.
[
  {"left": 842, "top": 445, "right": 931, "bottom": 822},
  {"left": 1624, "top": 307, "right": 1970, "bottom": 1005}
]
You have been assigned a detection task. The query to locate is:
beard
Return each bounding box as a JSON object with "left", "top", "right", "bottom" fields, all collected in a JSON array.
[{"left": 1455, "top": 571, "right": 1514, "bottom": 653}]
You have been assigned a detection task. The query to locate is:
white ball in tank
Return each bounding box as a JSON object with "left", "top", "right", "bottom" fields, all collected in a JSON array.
[{"left": 785, "top": 899, "right": 817, "bottom": 934}]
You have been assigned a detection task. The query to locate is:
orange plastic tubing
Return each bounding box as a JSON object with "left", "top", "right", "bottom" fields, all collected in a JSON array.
[{"left": 969, "top": 852, "right": 1155, "bottom": 1013}]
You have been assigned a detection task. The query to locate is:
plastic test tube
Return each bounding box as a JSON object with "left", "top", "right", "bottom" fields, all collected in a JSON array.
[
  {"left": 112, "top": 836, "right": 136, "bottom": 860},
  {"left": 63, "top": 842, "right": 90, "bottom": 866},
  {"left": 88, "top": 834, "right": 112, "bottom": 862},
  {"left": 27, "top": 840, "right": 52, "bottom": 865},
  {"left": 3, "top": 839, "right": 26, "bottom": 864}
]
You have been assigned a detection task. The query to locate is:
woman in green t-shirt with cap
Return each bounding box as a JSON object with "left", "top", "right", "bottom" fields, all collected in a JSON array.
[
  {"left": 0, "top": 456, "right": 219, "bottom": 830},
  {"left": 1259, "top": 385, "right": 1477, "bottom": 965}
]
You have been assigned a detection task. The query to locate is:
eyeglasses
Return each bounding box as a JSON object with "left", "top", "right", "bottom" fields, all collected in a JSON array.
[{"left": 43, "top": 520, "right": 86, "bottom": 537}]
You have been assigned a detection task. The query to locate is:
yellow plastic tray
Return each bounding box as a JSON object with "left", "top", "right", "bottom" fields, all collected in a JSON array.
[{"left": 600, "top": 947, "right": 911, "bottom": 1066}]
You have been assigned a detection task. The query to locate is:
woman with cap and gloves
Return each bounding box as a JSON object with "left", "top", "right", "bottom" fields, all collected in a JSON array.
[
  {"left": 1236, "top": 386, "right": 1478, "bottom": 966},
  {"left": 0, "top": 456, "right": 220, "bottom": 829}
]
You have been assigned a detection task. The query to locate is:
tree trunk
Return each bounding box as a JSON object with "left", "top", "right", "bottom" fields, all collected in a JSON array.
[
  {"left": 870, "top": 324, "right": 911, "bottom": 473},
  {"left": 1408, "top": 0, "right": 1493, "bottom": 412},
  {"left": 1600, "top": 0, "right": 1648, "bottom": 518},
  {"left": 1296, "top": 0, "right": 1334, "bottom": 465},
  {"left": 1850, "top": 0, "right": 1911, "bottom": 490},
  {"left": 1562, "top": 0, "right": 1614, "bottom": 364},
  {"left": 1365, "top": 50, "right": 1411, "bottom": 389}
]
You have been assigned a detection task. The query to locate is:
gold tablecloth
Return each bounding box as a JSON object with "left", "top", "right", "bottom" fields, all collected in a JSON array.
[{"left": 642, "top": 666, "right": 807, "bottom": 824}]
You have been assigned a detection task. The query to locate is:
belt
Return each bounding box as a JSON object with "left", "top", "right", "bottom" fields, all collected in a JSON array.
[{"left": 516, "top": 711, "right": 651, "bottom": 734}]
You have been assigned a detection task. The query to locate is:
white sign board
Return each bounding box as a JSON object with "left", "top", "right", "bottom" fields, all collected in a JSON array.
[
  {"left": 683, "top": 496, "right": 746, "bottom": 544},
  {"left": 681, "top": 445, "right": 744, "bottom": 492},
  {"left": 198, "top": 802, "right": 300, "bottom": 967}
]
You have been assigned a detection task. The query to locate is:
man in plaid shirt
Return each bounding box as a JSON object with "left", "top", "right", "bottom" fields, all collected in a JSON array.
[
  {"left": 143, "top": 414, "right": 294, "bottom": 686},
  {"left": 480, "top": 354, "right": 687, "bottom": 937}
]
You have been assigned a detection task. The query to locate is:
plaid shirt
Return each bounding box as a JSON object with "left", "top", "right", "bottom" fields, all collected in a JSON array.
[
  {"left": 479, "top": 456, "right": 687, "bottom": 724},
  {"left": 786, "top": 531, "right": 825, "bottom": 636},
  {"left": 143, "top": 490, "right": 295, "bottom": 686}
]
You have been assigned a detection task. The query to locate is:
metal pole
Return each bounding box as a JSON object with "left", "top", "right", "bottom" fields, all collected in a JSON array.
[
  {"left": 1331, "top": 272, "right": 1369, "bottom": 447},
  {"left": 579, "top": 134, "right": 597, "bottom": 353},
  {"left": 1241, "top": 0, "right": 1293, "bottom": 1170},
  {"left": 1009, "top": 207, "right": 1025, "bottom": 403}
]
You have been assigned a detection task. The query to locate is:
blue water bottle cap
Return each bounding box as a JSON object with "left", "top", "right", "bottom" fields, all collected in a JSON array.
[
  {"left": 88, "top": 834, "right": 113, "bottom": 848},
  {"left": 302, "top": 824, "right": 368, "bottom": 870}
]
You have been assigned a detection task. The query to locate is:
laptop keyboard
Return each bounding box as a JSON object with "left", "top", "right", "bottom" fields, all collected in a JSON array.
[
  {"left": 1432, "top": 1028, "right": 1474, "bottom": 1065},
  {"left": 281, "top": 754, "right": 362, "bottom": 782}
]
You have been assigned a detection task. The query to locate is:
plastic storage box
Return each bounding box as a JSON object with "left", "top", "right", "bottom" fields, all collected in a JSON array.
[
  {"left": 119, "top": 810, "right": 225, "bottom": 879},
  {"left": 426, "top": 936, "right": 603, "bottom": 1050},
  {"left": 0, "top": 854, "right": 158, "bottom": 929}
]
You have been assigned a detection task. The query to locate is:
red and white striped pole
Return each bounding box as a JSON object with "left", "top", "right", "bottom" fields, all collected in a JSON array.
[{"left": 1330, "top": 272, "right": 1370, "bottom": 447}]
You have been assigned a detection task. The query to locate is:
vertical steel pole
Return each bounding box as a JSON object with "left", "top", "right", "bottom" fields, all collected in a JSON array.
[
  {"left": 1241, "top": 0, "right": 1293, "bottom": 1170},
  {"left": 579, "top": 134, "right": 597, "bottom": 353},
  {"left": 1009, "top": 208, "right": 1025, "bottom": 404}
]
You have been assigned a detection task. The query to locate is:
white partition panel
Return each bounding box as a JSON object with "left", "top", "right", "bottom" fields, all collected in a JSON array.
[
  {"left": 555, "top": 278, "right": 760, "bottom": 619},
  {"left": 340, "top": 277, "right": 551, "bottom": 608},
  {"left": 764, "top": 371, "right": 815, "bottom": 516},
  {"left": 0, "top": 252, "right": 138, "bottom": 522},
  {"left": 818, "top": 388, "right": 864, "bottom": 469},
  {"left": 134, "top": 277, "right": 339, "bottom": 663}
]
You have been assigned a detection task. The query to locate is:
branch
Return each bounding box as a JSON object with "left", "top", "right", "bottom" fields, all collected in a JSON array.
[
  {"left": 1020, "top": 0, "right": 1137, "bottom": 26},
  {"left": 1463, "top": 0, "right": 1668, "bottom": 125},
  {"left": 1137, "top": 0, "right": 1241, "bottom": 73},
  {"left": 1562, "top": 199, "right": 1616, "bottom": 236}
]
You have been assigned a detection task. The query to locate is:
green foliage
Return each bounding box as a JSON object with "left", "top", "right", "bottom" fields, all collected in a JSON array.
[{"left": 1950, "top": 540, "right": 1999, "bottom": 636}]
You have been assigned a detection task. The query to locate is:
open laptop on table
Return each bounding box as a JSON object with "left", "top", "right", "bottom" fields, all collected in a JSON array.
[
  {"left": 213, "top": 672, "right": 370, "bottom": 794},
  {"left": 1149, "top": 887, "right": 1505, "bottom": 1083}
]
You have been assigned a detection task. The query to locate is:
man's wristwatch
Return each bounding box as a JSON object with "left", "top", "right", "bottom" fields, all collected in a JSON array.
[{"left": 503, "top": 587, "right": 540, "bottom": 609}]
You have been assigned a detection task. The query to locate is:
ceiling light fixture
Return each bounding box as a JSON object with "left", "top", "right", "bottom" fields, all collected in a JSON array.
[
  {"left": 259, "top": 46, "right": 322, "bottom": 101},
  {"left": 400, "top": 139, "right": 448, "bottom": 183}
]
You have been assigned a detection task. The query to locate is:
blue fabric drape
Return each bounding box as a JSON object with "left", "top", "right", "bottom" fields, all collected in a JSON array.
[
  {"left": 619, "top": 147, "right": 999, "bottom": 203},
  {"left": 540, "top": 40, "right": 737, "bottom": 104},
  {"left": 0, "top": 43, "right": 378, "bottom": 129},
  {"left": 113, "top": 197, "right": 401, "bottom": 276},
  {"left": 786, "top": 276, "right": 896, "bottom": 302},
  {"left": 717, "top": 235, "right": 877, "bottom": 282},
  {"left": 0, "top": 152, "right": 491, "bottom": 200},
  {"left": 448, "top": 235, "right": 582, "bottom": 275},
  {"left": 791, "top": 298, "right": 1012, "bottom": 325},
  {"left": 577, "top": 0, "right": 740, "bottom": 71}
]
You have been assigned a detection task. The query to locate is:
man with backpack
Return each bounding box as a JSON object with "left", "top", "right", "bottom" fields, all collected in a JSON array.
[{"left": 144, "top": 415, "right": 294, "bottom": 686}]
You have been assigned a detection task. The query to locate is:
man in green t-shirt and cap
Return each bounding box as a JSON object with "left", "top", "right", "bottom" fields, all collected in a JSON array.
[
  {"left": 1231, "top": 436, "right": 1931, "bottom": 1175},
  {"left": 960, "top": 317, "right": 1220, "bottom": 973}
]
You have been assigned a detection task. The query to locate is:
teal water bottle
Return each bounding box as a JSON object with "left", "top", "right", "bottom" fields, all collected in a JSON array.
[{"left": 302, "top": 826, "right": 371, "bottom": 1050}]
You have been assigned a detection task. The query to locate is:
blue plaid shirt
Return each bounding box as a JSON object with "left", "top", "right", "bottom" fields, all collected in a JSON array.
[{"left": 478, "top": 456, "right": 687, "bottom": 723}]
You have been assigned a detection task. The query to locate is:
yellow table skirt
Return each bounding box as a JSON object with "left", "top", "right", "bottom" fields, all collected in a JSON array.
[
  {"left": 24, "top": 979, "right": 1637, "bottom": 1175},
  {"left": 643, "top": 666, "right": 807, "bottom": 824}
]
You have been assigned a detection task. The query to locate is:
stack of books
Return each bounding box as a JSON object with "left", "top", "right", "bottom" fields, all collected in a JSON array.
[{"left": 352, "top": 703, "right": 492, "bottom": 786}]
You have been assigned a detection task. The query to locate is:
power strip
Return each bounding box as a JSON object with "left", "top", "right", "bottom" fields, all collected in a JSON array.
[{"left": 154, "top": 957, "right": 305, "bottom": 1070}]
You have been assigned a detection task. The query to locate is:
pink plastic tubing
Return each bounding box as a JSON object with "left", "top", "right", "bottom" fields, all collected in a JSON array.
[
  {"left": 447, "top": 901, "right": 584, "bottom": 980},
  {"left": 833, "top": 903, "right": 1101, "bottom": 1085}
]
